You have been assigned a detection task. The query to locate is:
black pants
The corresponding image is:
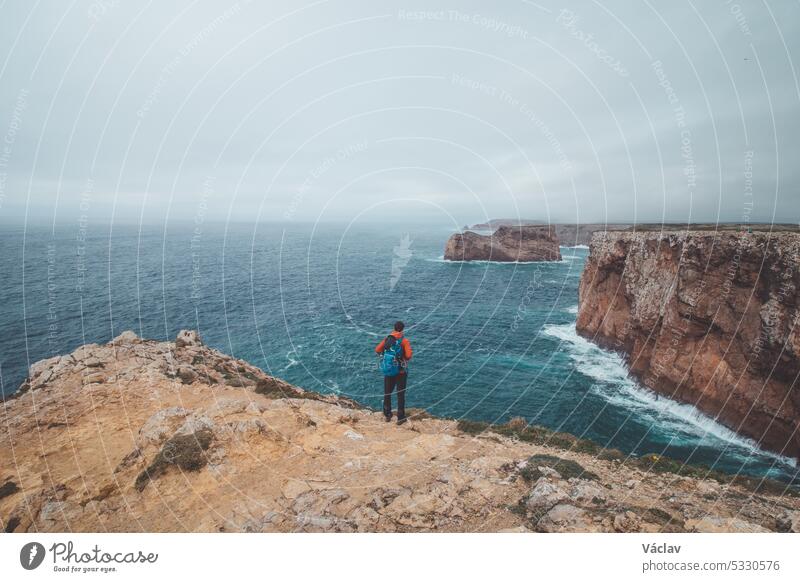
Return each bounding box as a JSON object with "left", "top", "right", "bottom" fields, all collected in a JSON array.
[{"left": 383, "top": 373, "right": 407, "bottom": 420}]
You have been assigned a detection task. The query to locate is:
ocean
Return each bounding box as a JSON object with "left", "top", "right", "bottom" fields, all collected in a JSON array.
[{"left": 1, "top": 221, "right": 798, "bottom": 484}]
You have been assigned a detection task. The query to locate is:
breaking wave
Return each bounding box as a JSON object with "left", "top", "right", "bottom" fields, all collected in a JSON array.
[{"left": 543, "top": 323, "right": 797, "bottom": 469}]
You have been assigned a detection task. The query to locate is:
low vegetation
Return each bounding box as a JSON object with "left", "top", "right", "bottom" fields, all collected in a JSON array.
[
  {"left": 135, "top": 429, "right": 214, "bottom": 492},
  {"left": 457, "top": 419, "right": 798, "bottom": 496},
  {"left": 520, "top": 453, "right": 599, "bottom": 482}
]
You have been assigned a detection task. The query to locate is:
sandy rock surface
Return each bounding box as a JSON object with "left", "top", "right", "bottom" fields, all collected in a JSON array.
[{"left": 1, "top": 331, "right": 798, "bottom": 532}]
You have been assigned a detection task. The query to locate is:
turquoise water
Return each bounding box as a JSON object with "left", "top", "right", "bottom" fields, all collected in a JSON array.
[{"left": 1, "top": 222, "right": 797, "bottom": 484}]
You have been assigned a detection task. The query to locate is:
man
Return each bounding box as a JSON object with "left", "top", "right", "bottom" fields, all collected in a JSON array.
[{"left": 375, "top": 321, "right": 413, "bottom": 424}]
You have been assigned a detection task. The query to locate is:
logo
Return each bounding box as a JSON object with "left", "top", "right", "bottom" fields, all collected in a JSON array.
[
  {"left": 20, "top": 542, "right": 46, "bottom": 570},
  {"left": 389, "top": 234, "right": 413, "bottom": 291}
]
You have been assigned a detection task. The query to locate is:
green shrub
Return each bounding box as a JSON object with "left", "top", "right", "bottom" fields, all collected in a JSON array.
[
  {"left": 135, "top": 429, "right": 213, "bottom": 492},
  {"left": 520, "top": 453, "right": 599, "bottom": 482},
  {"left": 456, "top": 419, "right": 490, "bottom": 435}
]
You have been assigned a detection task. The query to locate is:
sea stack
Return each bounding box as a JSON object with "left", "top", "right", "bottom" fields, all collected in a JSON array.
[
  {"left": 576, "top": 228, "right": 800, "bottom": 461},
  {"left": 444, "top": 225, "right": 561, "bottom": 262}
]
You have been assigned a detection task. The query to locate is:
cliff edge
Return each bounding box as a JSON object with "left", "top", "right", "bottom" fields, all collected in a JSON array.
[
  {"left": 2, "top": 331, "right": 798, "bottom": 533},
  {"left": 577, "top": 230, "right": 800, "bottom": 461},
  {"left": 444, "top": 225, "right": 561, "bottom": 262}
]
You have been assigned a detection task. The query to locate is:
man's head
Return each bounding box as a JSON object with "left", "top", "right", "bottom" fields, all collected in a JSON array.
[{"left": 394, "top": 321, "right": 405, "bottom": 332}]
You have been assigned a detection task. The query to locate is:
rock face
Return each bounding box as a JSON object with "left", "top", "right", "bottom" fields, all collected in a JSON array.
[
  {"left": 554, "top": 224, "right": 632, "bottom": 246},
  {"left": 444, "top": 225, "right": 561, "bottom": 262},
  {"left": 577, "top": 230, "right": 800, "bottom": 460},
  {"left": 1, "top": 330, "right": 798, "bottom": 532}
]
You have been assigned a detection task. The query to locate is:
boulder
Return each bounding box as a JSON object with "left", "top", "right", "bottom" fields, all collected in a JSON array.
[
  {"left": 137, "top": 407, "right": 191, "bottom": 447},
  {"left": 175, "top": 330, "right": 202, "bottom": 348},
  {"left": 111, "top": 331, "right": 139, "bottom": 345},
  {"left": 526, "top": 478, "right": 570, "bottom": 511}
]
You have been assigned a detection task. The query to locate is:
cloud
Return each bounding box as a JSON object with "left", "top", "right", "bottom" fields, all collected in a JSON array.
[{"left": 1, "top": 0, "right": 798, "bottom": 226}]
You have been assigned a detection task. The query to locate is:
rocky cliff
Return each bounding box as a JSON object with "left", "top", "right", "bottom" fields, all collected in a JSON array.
[
  {"left": 555, "top": 224, "right": 633, "bottom": 246},
  {"left": 577, "top": 229, "right": 800, "bottom": 462},
  {"left": 2, "top": 331, "right": 798, "bottom": 533},
  {"left": 445, "top": 225, "right": 561, "bottom": 262}
]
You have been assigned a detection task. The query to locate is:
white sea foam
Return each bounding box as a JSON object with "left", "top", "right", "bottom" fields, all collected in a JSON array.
[
  {"left": 283, "top": 348, "right": 300, "bottom": 371},
  {"left": 564, "top": 305, "right": 579, "bottom": 314},
  {"left": 560, "top": 244, "right": 589, "bottom": 250},
  {"left": 543, "top": 323, "right": 798, "bottom": 468}
]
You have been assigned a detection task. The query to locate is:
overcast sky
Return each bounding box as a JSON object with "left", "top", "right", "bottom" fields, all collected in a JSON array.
[{"left": 0, "top": 0, "right": 798, "bottom": 227}]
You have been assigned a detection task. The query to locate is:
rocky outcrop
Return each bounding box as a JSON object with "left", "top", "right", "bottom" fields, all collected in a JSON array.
[
  {"left": 577, "top": 229, "right": 800, "bottom": 461},
  {"left": 2, "top": 330, "right": 798, "bottom": 532},
  {"left": 445, "top": 225, "right": 561, "bottom": 262}
]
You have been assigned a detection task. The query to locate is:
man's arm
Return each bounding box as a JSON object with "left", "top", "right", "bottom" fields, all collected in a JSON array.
[
  {"left": 375, "top": 339, "right": 386, "bottom": 354},
  {"left": 402, "top": 338, "right": 412, "bottom": 360}
]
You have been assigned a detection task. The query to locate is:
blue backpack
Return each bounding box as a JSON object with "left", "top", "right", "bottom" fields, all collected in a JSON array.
[{"left": 380, "top": 335, "right": 405, "bottom": 377}]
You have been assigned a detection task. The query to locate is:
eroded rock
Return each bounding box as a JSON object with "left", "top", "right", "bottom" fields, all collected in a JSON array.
[{"left": 444, "top": 225, "right": 561, "bottom": 262}]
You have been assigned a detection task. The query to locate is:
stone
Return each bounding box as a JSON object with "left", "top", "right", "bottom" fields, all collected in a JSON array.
[
  {"left": 695, "top": 480, "right": 719, "bottom": 496},
  {"left": 789, "top": 511, "right": 800, "bottom": 533},
  {"left": 175, "top": 330, "right": 202, "bottom": 348},
  {"left": 613, "top": 511, "right": 641, "bottom": 532},
  {"left": 526, "top": 478, "right": 569, "bottom": 511},
  {"left": 111, "top": 330, "right": 139, "bottom": 345},
  {"left": 137, "top": 407, "right": 190, "bottom": 447},
  {"left": 570, "top": 480, "right": 606, "bottom": 504},
  {"left": 176, "top": 415, "right": 215, "bottom": 436},
  {"left": 537, "top": 504, "right": 596, "bottom": 532},
  {"left": 29, "top": 356, "right": 60, "bottom": 379},
  {"left": 39, "top": 501, "right": 68, "bottom": 523},
  {"left": 222, "top": 418, "right": 270, "bottom": 436},
  {"left": 686, "top": 517, "right": 770, "bottom": 533},
  {"left": 177, "top": 367, "right": 198, "bottom": 384}
]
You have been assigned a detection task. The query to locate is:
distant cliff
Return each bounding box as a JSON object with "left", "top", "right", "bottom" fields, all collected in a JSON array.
[
  {"left": 554, "top": 224, "right": 632, "bottom": 246},
  {"left": 3, "top": 331, "right": 797, "bottom": 533},
  {"left": 467, "top": 220, "right": 632, "bottom": 246},
  {"left": 576, "top": 229, "right": 800, "bottom": 461},
  {"left": 445, "top": 225, "right": 561, "bottom": 262}
]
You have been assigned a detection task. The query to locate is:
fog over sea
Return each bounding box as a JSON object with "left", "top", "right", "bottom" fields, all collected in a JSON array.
[{"left": 1, "top": 221, "right": 797, "bottom": 484}]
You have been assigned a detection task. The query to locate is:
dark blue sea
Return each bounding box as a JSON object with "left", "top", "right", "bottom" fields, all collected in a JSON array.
[{"left": 1, "top": 221, "right": 798, "bottom": 484}]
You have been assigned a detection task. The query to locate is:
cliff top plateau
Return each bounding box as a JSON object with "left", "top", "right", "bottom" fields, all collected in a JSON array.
[{"left": 2, "top": 331, "right": 799, "bottom": 533}]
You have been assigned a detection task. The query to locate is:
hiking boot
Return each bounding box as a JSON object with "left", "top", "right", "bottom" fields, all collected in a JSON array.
[
  {"left": 396, "top": 417, "right": 407, "bottom": 426},
  {"left": 384, "top": 414, "right": 392, "bottom": 422}
]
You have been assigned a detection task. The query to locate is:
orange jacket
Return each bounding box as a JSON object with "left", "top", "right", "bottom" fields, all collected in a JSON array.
[{"left": 375, "top": 331, "right": 412, "bottom": 361}]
